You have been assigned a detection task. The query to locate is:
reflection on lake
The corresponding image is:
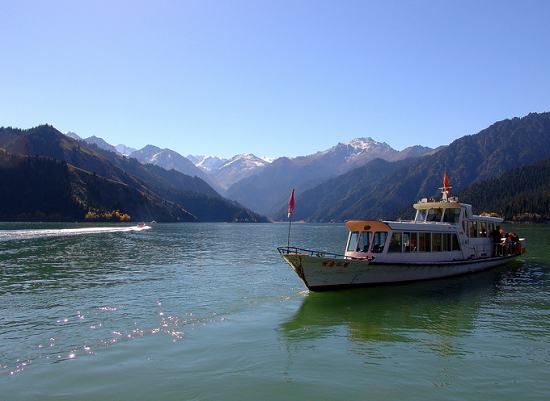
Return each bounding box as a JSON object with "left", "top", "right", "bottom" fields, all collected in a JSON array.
[{"left": 282, "top": 261, "right": 526, "bottom": 347}]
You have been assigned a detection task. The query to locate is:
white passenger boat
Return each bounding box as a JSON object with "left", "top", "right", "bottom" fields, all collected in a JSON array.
[{"left": 278, "top": 176, "right": 526, "bottom": 291}]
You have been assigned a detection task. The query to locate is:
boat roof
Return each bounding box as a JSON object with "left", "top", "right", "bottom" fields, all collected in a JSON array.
[
  {"left": 346, "top": 220, "right": 391, "bottom": 232},
  {"left": 346, "top": 214, "right": 503, "bottom": 232},
  {"left": 346, "top": 191, "right": 503, "bottom": 233},
  {"left": 413, "top": 200, "right": 462, "bottom": 209},
  {"left": 346, "top": 220, "right": 458, "bottom": 232}
]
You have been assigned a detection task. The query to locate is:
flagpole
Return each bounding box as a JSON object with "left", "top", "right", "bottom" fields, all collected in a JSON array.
[
  {"left": 287, "top": 189, "right": 295, "bottom": 249},
  {"left": 287, "top": 213, "right": 292, "bottom": 248}
]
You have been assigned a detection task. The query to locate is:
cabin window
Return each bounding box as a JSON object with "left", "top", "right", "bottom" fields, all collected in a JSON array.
[
  {"left": 347, "top": 232, "right": 359, "bottom": 252},
  {"left": 469, "top": 221, "right": 478, "bottom": 238},
  {"left": 452, "top": 234, "right": 460, "bottom": 251},
  {"left": 488, "top": 223, "right": 495, "bottom": 234},
  {"left": 403, "top": 232, "right": 410, "bottom": 252},
  {"left": 418, "top": 232, "right": 431, "bottom": 252},
  {"left": 410, "top": 232, "right": 418, "bottom": 252},
  {"left": 372, "top": 232, "right": 388, "bottom": 253},
  {"left": 443, "top": 208, "right": 461, "bottom": 223},
  {"left": 427, "top": 208, "right": 443, "bottom": 222},
  {"left": 432, "top": 233, "right": 442, "bottom": 252},
  {"left": 403, "top": 232, "right": 417, "bottom": 252},
  {"left": 479, "top": 222, "right": 487, "bottom": 237},
  {"left": 388, "top": 232, "right": 402, "bottom": 252},
  {"left": 442, "top": 233, "right": 451, "bottom": 251},
  {"left": 415, "top": 209, "right": 427, "bottom": 222},
  {"left": 357, "top": 232, "right": 371, "bottom": 252}
]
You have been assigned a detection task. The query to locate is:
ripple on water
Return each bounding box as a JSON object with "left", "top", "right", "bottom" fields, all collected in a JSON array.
[{"left": 0, "top": 223, "right": 549, "bottom": 401}]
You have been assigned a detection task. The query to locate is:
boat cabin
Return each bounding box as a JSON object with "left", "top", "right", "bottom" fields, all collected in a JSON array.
[{"left": 344, "top": 196, "right": 503, "bottom": 262}]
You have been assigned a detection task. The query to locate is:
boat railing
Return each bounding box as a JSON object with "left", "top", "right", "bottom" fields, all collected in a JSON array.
[{"left": 277, "top": 246, "right": 369, "bottom": 260}]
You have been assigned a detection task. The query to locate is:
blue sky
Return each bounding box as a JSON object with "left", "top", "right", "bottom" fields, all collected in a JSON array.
[{"left": 1, "top": 0, "right": 549, "bottom": 158}]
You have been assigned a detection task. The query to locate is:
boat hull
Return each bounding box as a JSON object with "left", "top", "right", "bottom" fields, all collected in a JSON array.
[{"left": 281, "top": 253, "right": 519, "bottom": 291}]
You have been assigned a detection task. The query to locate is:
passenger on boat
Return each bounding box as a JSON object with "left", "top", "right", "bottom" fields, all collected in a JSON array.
[
  {"left": 514, "top": 233, "right": 522, "bottom": 254},
  {"left": 504, "top": 234, "right": 513, "bottom": 255},
  {"left": 508, "top": 232, "right": 521, "bottom": 255},
  {"left": 491, "top": 225, "right": 503, "bottom": 256}
]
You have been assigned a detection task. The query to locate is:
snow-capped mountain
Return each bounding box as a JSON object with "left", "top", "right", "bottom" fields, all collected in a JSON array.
[
  {"left": 220, "top": 153, "right": 270, "bottom": 170},
  {"left": 188, "top": 155, "right": 228, "bottom": 171},
  {"left": 115, "top": 144, "right": 136, "bottom": 156},
  {"left": 201, "top": 153, "right": 271, "bottom": 190},
  {"left": 187, "top": 153, "right": 272, "bottom": 190},
  {"left": 224, "top": 137, "right": 433, "bottom": 216},
  {"left": 309, "top": 137, "right": 434, "bottom": 168},
  {"left": 130, "top": 145, "right": 209, "bottom": 181},
  {"left": 311, "top": 137, "right": 398, "bottom": 170}
]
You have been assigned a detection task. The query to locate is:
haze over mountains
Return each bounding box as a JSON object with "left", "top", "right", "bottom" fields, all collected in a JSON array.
[
  {"left": 130, "top": 145, "right": 210, "bottom": 183},
  {"left": 1, "top": 112, "right": 548, "bottom": 222},
  {"left": 55, "top": 131, "right": 436, "bottom": 207},
  {"left": 225, "top": 138, "right": 437, "bottom": 215}
]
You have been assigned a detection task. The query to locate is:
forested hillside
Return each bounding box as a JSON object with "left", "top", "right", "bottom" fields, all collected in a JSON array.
[
  {"left": 0, "top": 126, "right": 266, "bottom": 222},
  {"left": 283, "top": 112, "right": 550, "bottom": 222},
  {"left": 460, "top": 159, "right": 550, "bottom": 222}
]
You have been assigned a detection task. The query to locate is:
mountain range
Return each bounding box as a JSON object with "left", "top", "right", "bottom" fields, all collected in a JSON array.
[
  {"left": 63, "top": 136, "right": 273, "bottom": 191},
  {"left": 1, "top": 111, "right": 548, "bottom": 223},
  {"left": 0, "top": 126, "right": 265, "bottom": 222},
  {"left": 60, "top": 131, "right": 432, "bottom": 207},
  {"left": 279, "top": 112, "right": 550, "bottom": 222},
  {"left": 225, "top": 138, "right": 436, "bottom": 215},
  {"left": 129, "top": 145, "right": 210, "bottom": 183}
]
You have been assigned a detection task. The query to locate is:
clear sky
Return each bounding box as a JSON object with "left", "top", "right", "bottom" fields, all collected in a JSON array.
[{"left": 1, "top": 0, "right": 549, "bottom": 158}]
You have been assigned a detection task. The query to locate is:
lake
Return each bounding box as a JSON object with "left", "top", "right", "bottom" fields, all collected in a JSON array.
[{"left": 0, "top": 222, "right": 549, "bottom": 400}]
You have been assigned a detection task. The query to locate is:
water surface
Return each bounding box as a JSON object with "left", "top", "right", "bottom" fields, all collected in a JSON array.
[{"left": 0, "top": 222, "right": 549, "bottom": 400}]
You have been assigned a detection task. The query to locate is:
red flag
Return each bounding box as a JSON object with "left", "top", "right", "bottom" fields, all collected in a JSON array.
[
  {"left": 287, "top": 189, "right": 295, "bottom": 218},
  {"left": 443, "top": 172, "right": 450, "bottom": 189}
]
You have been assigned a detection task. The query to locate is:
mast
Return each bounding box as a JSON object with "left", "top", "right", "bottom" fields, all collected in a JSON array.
[{"left": 439, "top": 171, "right": 452, "bottom": 201}]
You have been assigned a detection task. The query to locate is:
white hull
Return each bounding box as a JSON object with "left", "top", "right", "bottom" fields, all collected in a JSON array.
[{"left": 281, "top": 253, "right": 518, "bottom": 291}]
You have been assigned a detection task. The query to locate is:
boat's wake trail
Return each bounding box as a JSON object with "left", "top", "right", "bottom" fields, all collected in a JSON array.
[{"left": 0, "top": 225, "right": 151, "bottom": 241}]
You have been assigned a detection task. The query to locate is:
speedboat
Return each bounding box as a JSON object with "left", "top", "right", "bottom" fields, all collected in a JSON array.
[{"left": 278, "top": 174, "right": 526, "bottom": 291}]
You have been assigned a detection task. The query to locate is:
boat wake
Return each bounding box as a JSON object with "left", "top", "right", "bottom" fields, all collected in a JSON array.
[{"left": 0, "top": 225, "right": 151, "bottom": 241}]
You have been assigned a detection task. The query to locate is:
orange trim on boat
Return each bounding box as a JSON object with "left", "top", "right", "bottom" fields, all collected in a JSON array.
[{"left": 345, "top": 220, "right": 391, "bottom": 232}]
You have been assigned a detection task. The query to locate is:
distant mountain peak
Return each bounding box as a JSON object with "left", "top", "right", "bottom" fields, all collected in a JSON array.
[
  {"left": 345, "top": 137, "right": 392, "bottom": 150},
  {"left": 188, "top": 155, "right": 228, "bottom": 171},
  {"left": 221, "top": 153, "right": 269, "bottom": 169},
  {"left": 65, "top": 131, "right": 81, "bottom": 140},
  {"left": 260, "top": 156, "right": 275, "bottom": 163},
  {"left": 141, "top": 144, "right": 162, "bottom": 153},
  {"left": 115, "top": 144, "right": 136, "bottom": 156},
  {"left": 83, "top": 135, "right": 118, "bottom": 154},
  {"left": 129, "top": 145, "right": 212, "bottom": 184}
]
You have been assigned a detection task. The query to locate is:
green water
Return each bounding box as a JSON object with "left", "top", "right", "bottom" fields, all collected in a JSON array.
[{"left": 0, "top": 223, "right": 549, "bottom": 400}]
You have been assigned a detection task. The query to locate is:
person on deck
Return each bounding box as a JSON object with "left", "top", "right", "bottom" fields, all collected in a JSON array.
[
  {"left": 509, "top": 232, "right": 520, "bottom": 255},
  {"left": 491, "top": 225, "right": 503, "bottom": 256},
  {"left": 504, "top": 233, "right": 513, "bottom": 255}
]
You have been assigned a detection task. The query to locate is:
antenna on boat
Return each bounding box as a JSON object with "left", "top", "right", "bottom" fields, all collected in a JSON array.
[{"left": 439, "top": 171, "right": 452, "bottom": 201}]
